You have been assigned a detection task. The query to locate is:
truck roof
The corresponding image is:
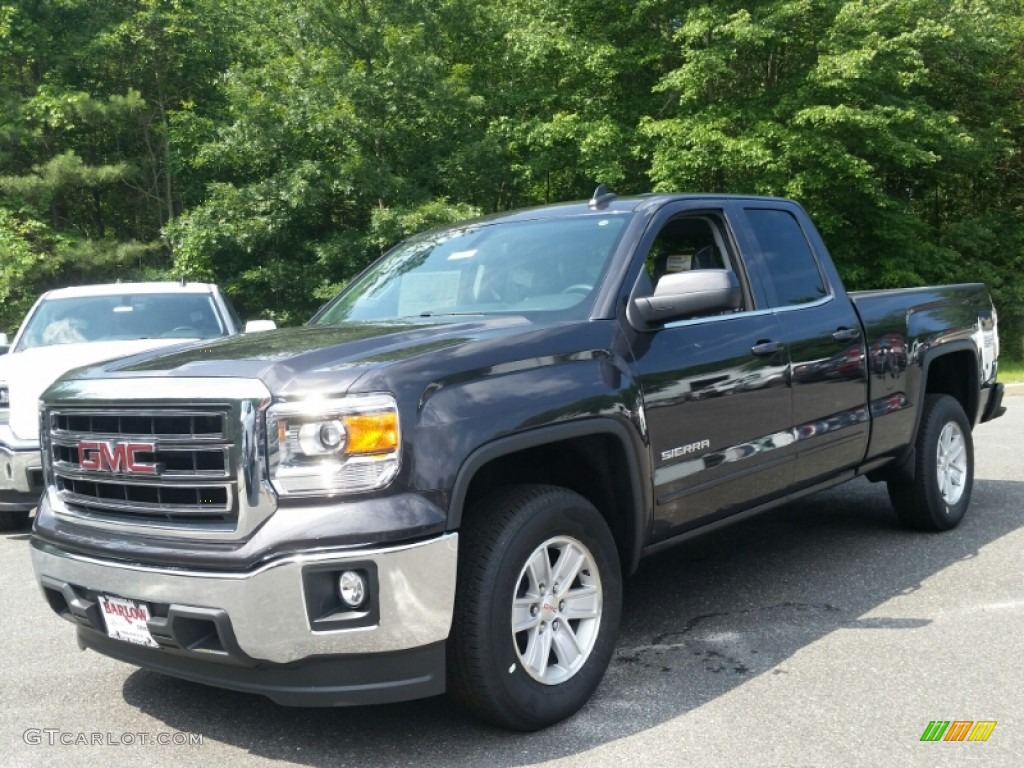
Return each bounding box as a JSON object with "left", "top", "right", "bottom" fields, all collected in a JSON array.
[
  {"left": 40, "top": 282, "right": 218, "bottom": 300},
  {"left": 463, "top": 192, "right": 800, "bottom": 227}
]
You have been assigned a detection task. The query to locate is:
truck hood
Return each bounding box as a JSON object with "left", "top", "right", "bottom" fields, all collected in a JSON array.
[
  {"left": 0, "top": 338, "right": 196, "bottom": 440},
  {"left": 51, "top": 318, "right": 545, "bottom": 397}
]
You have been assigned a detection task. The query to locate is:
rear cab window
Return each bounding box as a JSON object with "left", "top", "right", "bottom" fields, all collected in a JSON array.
[{"left": 743, "top": 208, "right": 829, "bottom": 308}]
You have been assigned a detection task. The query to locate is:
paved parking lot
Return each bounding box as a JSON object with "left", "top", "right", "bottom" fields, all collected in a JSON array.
[{"left": 2, "top": 391, "right": 1021, "bottom": 767}]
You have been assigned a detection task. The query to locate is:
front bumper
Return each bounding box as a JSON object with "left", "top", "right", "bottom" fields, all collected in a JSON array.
[
  {"left": 31, "top": 532, "right": 458, "bottom": 705},
  {"left": 0, "top": 429, "right": 43, "bottom": 510}
]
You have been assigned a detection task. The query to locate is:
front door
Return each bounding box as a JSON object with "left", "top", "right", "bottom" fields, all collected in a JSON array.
[{"left": 627, "top": 209, "right": 794, "bottom": 543}]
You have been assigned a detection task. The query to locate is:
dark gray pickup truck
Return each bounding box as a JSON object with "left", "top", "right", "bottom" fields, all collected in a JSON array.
[{"left": 30, "top": 190, "right": 1005, "bottom": 730}]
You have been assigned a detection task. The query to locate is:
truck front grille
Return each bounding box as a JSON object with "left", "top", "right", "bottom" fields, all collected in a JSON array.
[{"left": 48, "top": 407, "right": 237, "bottom": 528}]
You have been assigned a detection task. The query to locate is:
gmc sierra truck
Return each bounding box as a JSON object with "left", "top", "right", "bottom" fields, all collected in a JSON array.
[{"left": 30, "top": 190, "right": 1005, "bottom": 730}]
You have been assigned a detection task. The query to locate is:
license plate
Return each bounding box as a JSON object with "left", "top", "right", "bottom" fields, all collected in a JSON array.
[{"left": 98, "top": 595, "right": 159, "bottom": 648}]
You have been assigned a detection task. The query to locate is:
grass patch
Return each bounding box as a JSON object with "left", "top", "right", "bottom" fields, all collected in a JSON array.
[{"left": 999, "top": 360, "right": 1024, "bottom": 383}]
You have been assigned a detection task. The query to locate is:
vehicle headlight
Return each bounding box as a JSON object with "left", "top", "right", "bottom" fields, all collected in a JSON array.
[{"left": 267, "top": 393, "right": 400, "bottom": 496}]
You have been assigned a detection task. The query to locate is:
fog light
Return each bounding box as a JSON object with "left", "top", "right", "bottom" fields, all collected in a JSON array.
[{"left": 338, "top": 570, "right": 367, "bottom": 608}]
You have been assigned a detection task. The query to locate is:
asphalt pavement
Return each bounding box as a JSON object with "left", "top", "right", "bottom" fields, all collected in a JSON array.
[{"left": 1, "top": 391, "right": 1021, "bottom": 767}]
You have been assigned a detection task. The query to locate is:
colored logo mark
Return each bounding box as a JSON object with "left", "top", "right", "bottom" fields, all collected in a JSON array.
[{"left": 920, "top": 720, "right": 997, "bottom": 742}]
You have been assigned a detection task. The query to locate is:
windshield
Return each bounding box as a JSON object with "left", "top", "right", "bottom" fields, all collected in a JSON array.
[
  {"left": 15, "top": 293, "right": 227, "bottom": 351},
  {"left": 313, "top": 214, "right": 630, "bottom": 324}
]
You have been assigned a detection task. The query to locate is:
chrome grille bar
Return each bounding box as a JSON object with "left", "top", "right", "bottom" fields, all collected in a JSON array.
[
  {"left": 50, "top": 408, "right": 226, "bottom": 442},
  {"left": 56, "top": 487, "right": 234, "bottom": 517},
  {"left": 50, "top": 443, "right": 231, "bottom": 480}
]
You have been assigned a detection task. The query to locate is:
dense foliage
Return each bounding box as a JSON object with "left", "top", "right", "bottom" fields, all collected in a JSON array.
[{"left": 2, "top": 0, "right": 1022, "bottom": 354}]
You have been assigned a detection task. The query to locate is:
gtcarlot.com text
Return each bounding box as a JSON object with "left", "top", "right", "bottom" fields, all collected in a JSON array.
[{"left": 23, "top": 728, "right": 203, "bottom": 747}]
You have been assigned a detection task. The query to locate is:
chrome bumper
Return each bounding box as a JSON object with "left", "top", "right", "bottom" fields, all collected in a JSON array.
[
  {"left": 31, "top": 533, "right": 457, "bottom": 664},
  {"left": 0, "top": 429, "right": 42, "bottom": 508}
]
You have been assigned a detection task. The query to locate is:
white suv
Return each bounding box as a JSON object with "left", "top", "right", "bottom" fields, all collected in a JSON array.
[{"left": 0, "top": 282, "right": 273, "bottom": 530}]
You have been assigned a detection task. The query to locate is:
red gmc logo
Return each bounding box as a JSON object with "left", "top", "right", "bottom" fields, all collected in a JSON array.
[{"left": 78, "top": 441, "right": 159, "bottom": 475}]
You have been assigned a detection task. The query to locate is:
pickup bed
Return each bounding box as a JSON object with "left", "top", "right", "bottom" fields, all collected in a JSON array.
[{"left": 29, "top": 191, "right": 1005, "bottom": 730}]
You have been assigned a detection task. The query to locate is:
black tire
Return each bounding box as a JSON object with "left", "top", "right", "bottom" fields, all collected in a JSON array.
[
  {"left": 887, "top": 394, "right": 974, "bottom": 531},
  {"left": 0, "top": 509, "right": 31, "bottom": 532},
  {"left": 447, "top": 484, "right": 622, "bottom": 731}
]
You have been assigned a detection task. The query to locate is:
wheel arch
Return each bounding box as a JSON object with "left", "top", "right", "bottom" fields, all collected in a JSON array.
[
  {"left": 868, "top": 340, "right": 980, "bottom": 486},
  {"left": 920, "top": 341, "right": 980, "bottom": 428},
  {"left": 448, "top": 420, "right": 647, "bottom": 574}
]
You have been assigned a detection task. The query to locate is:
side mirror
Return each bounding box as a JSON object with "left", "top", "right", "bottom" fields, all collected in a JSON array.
[
  {"left": 633, "top": 269, "right": 741, "bottom": 325},
  {"left": 244, "top": 319, "right": 277, "bottom": 333}
]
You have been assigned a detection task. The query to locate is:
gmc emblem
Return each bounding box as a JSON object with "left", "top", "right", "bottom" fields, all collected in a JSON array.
[{"left": 78, "top": 440, "right": 159, "bottom": 475}]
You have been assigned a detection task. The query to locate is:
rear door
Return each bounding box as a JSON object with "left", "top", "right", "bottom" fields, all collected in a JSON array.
[
  {"left": 735, "top": 205, "right": 870, "bottom": 487},
  {"left": 628, "top": 203, "right": 794, "bottom": 542}
]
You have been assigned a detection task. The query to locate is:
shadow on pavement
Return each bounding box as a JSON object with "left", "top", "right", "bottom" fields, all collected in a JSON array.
[{"left": 121, "top": 476, "right": 1023, "bottom": 766}]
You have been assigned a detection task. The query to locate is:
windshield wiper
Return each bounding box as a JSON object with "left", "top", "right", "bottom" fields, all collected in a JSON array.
[{"left": 417, "top": 311, "right": 488, "bottom": 318}]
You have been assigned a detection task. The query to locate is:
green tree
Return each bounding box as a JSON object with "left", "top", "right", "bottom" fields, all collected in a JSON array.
[
  {"left": 640, "top": 1, "right": 1024, "bottom": 353},
  {"left": 167, "top": 0, "right": 492, "bottom": 322},
  {"left": 0, "top": 0, "right": 241, "bottom": 330},
  {"left": 1, "top": 0, "right": 1022, "bottom": 352}
]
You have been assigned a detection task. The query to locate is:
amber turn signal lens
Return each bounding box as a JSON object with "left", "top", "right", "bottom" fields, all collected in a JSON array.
[{"left": 343, "top": 411, "right": 399, "bottom": 454}]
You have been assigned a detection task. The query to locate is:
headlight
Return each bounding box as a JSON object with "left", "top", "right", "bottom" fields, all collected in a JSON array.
[
  {"left": 267, "top": 393, "right": 400, "bottom": 496},
  {"left": 0, "top": 383, "right": 9, "bottom": 424}
]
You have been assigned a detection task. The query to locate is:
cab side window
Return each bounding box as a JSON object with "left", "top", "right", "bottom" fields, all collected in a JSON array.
[
  {"left": 644, "top": 216, "right": 730, "bottom": 286},
  {"left": 745, "top": 208, "right": 828, "bottom": 306}
]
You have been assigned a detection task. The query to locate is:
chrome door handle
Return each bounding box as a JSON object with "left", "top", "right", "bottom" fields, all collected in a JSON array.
[{"left": 751, "top": 341, "right": 784, "bottom": 356}]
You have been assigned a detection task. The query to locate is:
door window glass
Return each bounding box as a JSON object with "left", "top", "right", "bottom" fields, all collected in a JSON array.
[
  {"left": 644, "top": 216, "right": 731, "bottom": 287},
  {"left": 745, "top": 209, "right": 827, "bottom": 306}
]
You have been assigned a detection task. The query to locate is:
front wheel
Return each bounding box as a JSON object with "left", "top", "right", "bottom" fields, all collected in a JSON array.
[
  {"left": 887, "top": 394, "right": 974, "bottom": 531},
  {"left": 447, "top": 484, "right": 622, "bottom": 730}
]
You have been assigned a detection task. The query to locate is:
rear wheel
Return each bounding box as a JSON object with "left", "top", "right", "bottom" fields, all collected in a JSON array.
[
  {"left": 887, "top": 394, "right": 974, "bottom": 531},
  {"left": 447, "top": 484, "right": 621, "bottom": 730}
]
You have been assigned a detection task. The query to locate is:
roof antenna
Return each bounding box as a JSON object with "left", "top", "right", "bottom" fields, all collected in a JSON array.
[
  {"left": 589, "top": 184, "right": 617, "bottom": 209},
  {"left": 179, "top": 276, "right": 187, "bottom": 287}
]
